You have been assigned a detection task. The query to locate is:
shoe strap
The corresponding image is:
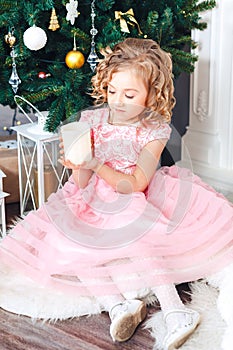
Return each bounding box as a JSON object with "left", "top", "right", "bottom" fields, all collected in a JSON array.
[
  {"left": 164, "top": 308, "right": 196, "bottom": 323},
  {"left": 109, "top": 299, "right": 142, "bottom": 320},
  {"left": 109, "top": 302, "right": 125, "bottom": 320}
]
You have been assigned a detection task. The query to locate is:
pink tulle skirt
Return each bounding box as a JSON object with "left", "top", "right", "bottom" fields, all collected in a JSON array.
[{"left": 1, "top": 165, "right": 233, "bottom": 297}]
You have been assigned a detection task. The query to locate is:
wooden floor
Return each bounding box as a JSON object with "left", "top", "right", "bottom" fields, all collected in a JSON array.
[
  {"left": 2, "top": 202, "right": 190, "bottom": 350},
  {"left": 0, "top": 307, "right": 159, "bottom": 350}
]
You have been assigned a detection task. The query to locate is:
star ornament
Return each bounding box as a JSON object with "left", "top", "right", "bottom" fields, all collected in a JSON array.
[{"left": 66, "top": 0, "right": 80, "bottom": 25}]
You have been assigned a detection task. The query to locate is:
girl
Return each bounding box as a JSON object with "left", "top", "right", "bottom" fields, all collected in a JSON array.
[{"left": 0, "top": 38, "right": 232, "bottom": 350}]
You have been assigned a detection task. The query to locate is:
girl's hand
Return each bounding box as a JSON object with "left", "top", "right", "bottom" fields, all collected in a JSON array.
[
  {"left": 60, "top": 158, "right": 81, "bottom": 170},
  {"left": 59, "top": 136, "right": 102, "bottom": 172},
  {"left": 78, "top": 157, "right": 102, "bottom": 172},
  {"left": 60, "top": 157, "right": 102, "bottom": 172}
]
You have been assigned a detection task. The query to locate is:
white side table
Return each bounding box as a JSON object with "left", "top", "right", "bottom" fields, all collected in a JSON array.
[
  {"left": 0, "top": 170, "right": 9, "bottom": 237},
  {"left": 11, "top": 123, "right": 68, "bottom": 216}
]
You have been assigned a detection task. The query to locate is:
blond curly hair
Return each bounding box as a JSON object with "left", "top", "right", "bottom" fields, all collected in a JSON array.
[{"left": 91, "top": 38, "right": 176, "bottom": 124}]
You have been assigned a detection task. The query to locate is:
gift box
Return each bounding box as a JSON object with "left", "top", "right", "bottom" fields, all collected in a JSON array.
[
  {"left": 33, "top": 164, "right": 67, "bottom": 208},
  {"left": 0, "top": 135, "right": 19, "bottom": 203}
]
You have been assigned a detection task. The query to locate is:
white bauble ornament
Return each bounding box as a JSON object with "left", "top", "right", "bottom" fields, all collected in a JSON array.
[{"left": 23, "top": 25, "right": 47, "bottom": 51}]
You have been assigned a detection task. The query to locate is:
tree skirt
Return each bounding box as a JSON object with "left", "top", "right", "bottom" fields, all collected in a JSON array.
[{"left": 145, "top": 281, "right": 226, "bottom": 350}]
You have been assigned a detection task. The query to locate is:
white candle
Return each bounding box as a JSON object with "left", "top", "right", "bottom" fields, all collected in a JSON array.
[{"left": 61, "top": 121, "right": 92, "bottom": 164}]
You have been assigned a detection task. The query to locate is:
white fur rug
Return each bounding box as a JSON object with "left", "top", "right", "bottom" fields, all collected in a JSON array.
[
  {"left": 145, "top": 280, "right": 226, "bottom": 350},
  {"left": 0, "top": 265, "right": 231, "bottom": 350}
]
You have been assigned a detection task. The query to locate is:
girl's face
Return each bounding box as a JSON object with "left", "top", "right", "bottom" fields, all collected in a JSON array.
[{"left": 107, "top": 70, "right": 148, "bottom": 124}]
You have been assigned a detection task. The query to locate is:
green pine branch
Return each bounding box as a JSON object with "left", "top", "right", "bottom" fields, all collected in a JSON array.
[{"left": 0, "top": 0, "right": 216, "bottom": 131}]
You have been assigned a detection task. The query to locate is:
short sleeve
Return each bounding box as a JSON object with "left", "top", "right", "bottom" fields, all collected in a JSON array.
[
  {"left": 79, "top": 109, "right": 95, "bottom": 124},
  {"left": 148, "top": 123, "right": 172, "bottom": 141},
  {"left": 137, "top": 123, "right": 172, "bottom": 148},
  {"left": 80, "top": 108, "right": 109, "bottom": 125}
]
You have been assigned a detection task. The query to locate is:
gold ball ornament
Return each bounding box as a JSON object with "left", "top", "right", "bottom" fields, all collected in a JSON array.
[{"left": 65, "top": 50, "right": 85, "bottom": 69}]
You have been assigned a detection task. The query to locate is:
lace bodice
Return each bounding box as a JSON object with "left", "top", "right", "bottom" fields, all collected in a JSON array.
[{"left": 81, "top": 108, "right": 171, "bottom": 174}]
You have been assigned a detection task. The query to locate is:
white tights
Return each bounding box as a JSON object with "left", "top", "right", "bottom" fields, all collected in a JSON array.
[
  {"left": 97, "top": 294, "right": 125, "bottom": 312},
  {"left": 152, "top": 284, "right": 187, "bottom": 330},
  {"left": 99, "top": 283, "right": 185, "bottom": 320},
  {"left": 96, "top": 264, "right": 187, "bottom": 331}
]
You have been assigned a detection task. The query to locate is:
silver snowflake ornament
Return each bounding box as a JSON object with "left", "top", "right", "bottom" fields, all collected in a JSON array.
[{"left": 66, "top": 0, "right": 80, "bottom": 25}]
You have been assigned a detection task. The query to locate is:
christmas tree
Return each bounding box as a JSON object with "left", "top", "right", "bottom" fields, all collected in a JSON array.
[{"left": 0, "top": 0, "right": 216, "bottom": 132}]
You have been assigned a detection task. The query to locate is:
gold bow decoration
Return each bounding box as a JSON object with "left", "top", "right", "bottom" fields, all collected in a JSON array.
[{"left": 115, "top": 8, "right": 143, "bottom": 35}]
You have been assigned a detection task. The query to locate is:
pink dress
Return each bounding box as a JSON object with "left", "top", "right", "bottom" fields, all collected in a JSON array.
[{"left": 1, "top": 108, "right": 233, "bottom": 300}]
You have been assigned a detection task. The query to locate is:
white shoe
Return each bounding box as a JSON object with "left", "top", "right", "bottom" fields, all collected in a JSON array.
[
  {"left": 163, "top": 308, "right": 201, "bottom": 350},
  {"left": 109, "top": 299, "right": 147, "bottom": 342}
]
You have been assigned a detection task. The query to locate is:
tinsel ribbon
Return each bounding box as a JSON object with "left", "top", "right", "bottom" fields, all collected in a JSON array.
[{"left": 115, "top": 8, "right": 143, "bottom": 35}]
